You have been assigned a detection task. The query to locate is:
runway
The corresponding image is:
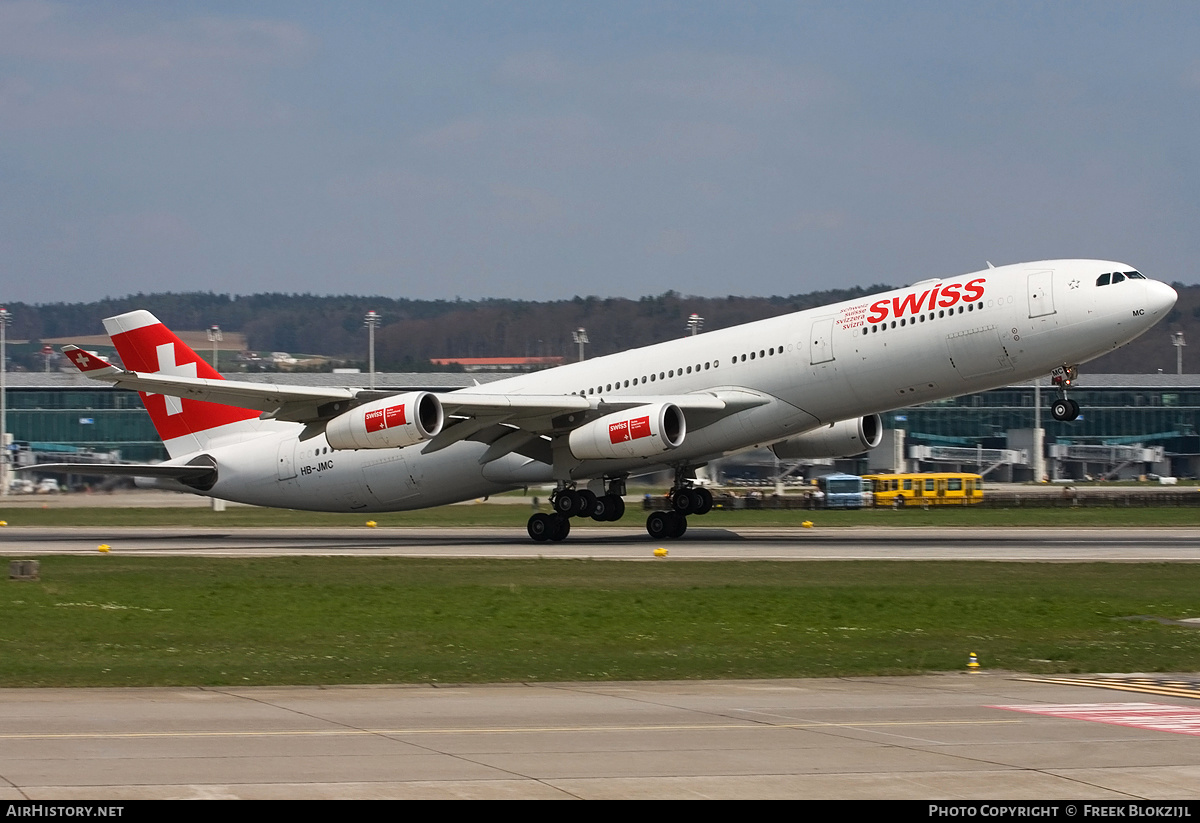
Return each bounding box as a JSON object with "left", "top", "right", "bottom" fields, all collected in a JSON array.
[
  {"left": 2, "top": 525, "right": 1200, "bottom": 561},
  {"left": 4, "top": 526, "right": 1199, "bottom": 800},
  {"left": 2, "top": 673, "right": 1200, "bottom": 799}
]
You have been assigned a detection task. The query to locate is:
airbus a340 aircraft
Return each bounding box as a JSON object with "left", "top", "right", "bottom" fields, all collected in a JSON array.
[{"left": 37, "top": 259, "right": 1175, "bottom": 541}]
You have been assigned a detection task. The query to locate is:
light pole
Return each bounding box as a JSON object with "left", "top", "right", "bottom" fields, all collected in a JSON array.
[
  {"left": 687, "top": 313, "right": 704, "bottom": 336},
  {"left": 1172, "top": 331, "right": 1186, "bottom": 375},
  {"left": 0, "top": 306, "right": 10, "bottom": 497},
  {"left": 364, "top": 310, "right": 381, "bottom": 389},
  {"left": 572, "top": 328, "right": 589, "bottom": 362},
  {"left": 207, "top": 325, "right": 222, "bottom": 373}
]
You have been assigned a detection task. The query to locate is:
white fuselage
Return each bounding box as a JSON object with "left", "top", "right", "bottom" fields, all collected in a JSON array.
[{"left": 168, "top": 260, "right": 1175, "bottom": 511}]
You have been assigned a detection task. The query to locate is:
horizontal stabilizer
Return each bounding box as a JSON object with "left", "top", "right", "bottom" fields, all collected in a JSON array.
[
  {"left": 19, "top": 463, "right": 217, "bottom": 490},
  {"left": 20, "top": 462, "right": 212, "bottom": 478}
]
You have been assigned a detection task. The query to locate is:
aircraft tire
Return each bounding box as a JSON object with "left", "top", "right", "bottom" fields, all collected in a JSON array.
[
  {"left": 527, "top": 513, "right": 553, "bottom": 542},
  {"left": 553, "top": 491, "right": 578, "bottom": 516},
  {"left": 1051, "top": 399, "right": 1080, "bottom": 422},
  {"left": 606, "top": 496, "right": 625, "bottom": 521},
  {"left": 670, "top": 512, "right": 688, "bottom": 538},
  {"left": 590, "top": 496, "right": 608, "bottom": 521},
  {"left": 576, "top": 489, "right": 598, "bottom": 518},
  {"left": 646, "top": 511, "right": 674, "bottom": 540},
  {"left": 672, "top": 489, "right": 695, "bottom": 514},
  {"left": 550, "top": 515, "right": 571, "bottom": 541}
]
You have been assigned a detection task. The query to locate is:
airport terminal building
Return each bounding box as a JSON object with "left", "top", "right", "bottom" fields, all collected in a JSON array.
[{"left": 3, "top": 371, "right": 1197, "bottom": 483}]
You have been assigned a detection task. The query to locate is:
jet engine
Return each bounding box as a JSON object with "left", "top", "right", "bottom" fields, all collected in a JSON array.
[
  {"left": 770, "top": 414, "right": 883, "bottom": 459},
  {"left": 326, "top": 392, "right": 444, "bottom": 450},
  {"left": 568, "top": 403, "right": 686, "bottom": 460}
]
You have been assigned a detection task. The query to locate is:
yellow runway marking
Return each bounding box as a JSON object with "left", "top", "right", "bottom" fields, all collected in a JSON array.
[{"left": 0, "top": 718, "right": 1021, "bottom": 741}]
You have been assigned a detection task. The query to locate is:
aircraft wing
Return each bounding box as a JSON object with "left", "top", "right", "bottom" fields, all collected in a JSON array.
[
  {"left": 64, "top": 345, "right": 770, "bottom": 462},
  {"left": 67, "top": 345, "right": 766, "bottom": 425}
]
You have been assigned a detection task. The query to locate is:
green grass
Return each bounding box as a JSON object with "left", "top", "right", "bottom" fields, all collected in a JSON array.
[
  {"left": 2, "top": 503, "right": 1200, "bottom": 528},
  {"left": 3, "top": 557, "right": 1200, "bottom": 687}
]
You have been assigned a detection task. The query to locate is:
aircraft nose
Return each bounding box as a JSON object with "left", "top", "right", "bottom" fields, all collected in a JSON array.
[{"left": 1146, "top": 279, "right": 1178, "bottom": 316}]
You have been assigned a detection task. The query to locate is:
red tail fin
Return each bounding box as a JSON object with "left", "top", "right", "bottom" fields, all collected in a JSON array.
[{"left": 103, "top": 310, "right": 259, "bottom": 455}]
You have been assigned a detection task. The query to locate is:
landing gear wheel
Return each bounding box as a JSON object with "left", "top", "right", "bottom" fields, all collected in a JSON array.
[
  {"left": 553, "top": 490, "right": 578, "bottom": 516},
  {"left": 550, "top": 516, "right": 571, "bottom": 542},
  {"left": 591, "top": 494, "right": 626, "bottom": 522},
  {"left": 590, "top": 495, "right": 610, "bottom": 521},
  {"left": 528, "top": 513, "right": 553, "bottom": 542},
  {"left": 576, "top": 489, "right": 598, "bottom": 518},
  {"left": 672, "top": 489, "right": 695, "bottom": 514},
  {"left": 646, "top": 510, "right": 675, "bottom": 540},
  {"left": 647, "top": 511, "right": 687, "bottom": 539},
  {"left": 1051, "top": 399, "right": 1080, "bottom": 422},
  {"left": 606, "top": 495, "right": 625, "bottom": 521}
]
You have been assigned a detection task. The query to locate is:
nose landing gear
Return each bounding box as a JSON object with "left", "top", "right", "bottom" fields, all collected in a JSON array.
[{"left": 1050, "top": 365, "right": 1080, "bottom": 422}]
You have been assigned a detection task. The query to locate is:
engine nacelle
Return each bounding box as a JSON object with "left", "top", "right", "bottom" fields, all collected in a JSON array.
[
  {"left": 326, "top": 392, "right": 444, "bottom": 450},
  {"left": 771, "top": 414, "right": 883, "bottom": 460},
  {"left": 568, "top": 403, "right": 686, "bottom": 460}
]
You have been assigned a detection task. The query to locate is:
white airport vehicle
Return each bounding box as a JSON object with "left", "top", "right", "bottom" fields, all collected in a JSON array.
[{"left": 33, "top": 260, "right": 1175, "bottom": 541}]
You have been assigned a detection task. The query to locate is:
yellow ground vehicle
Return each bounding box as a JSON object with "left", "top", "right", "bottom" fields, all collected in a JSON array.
[{"left": 864, "top": 473, "right": 983, "bottom": 507}]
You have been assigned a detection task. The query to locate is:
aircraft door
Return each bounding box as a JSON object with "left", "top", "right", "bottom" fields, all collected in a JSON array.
[
  {"left": 1027, "top": 270, "right": 1056, "bottom": 318},
  {"left": 809, "top": 317, "right": 835, "bottom": 365}
]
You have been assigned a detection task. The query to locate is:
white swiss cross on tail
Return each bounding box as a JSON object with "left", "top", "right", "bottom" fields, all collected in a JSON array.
[
  {"left": 61, "top": 345, "right": 120, "bottom": 376},
  {"left": 100, "top": 310, "right": 260, "bottom": 457},
  {"left": 152, "top": 342, "right": 197, "bottom": 416}
]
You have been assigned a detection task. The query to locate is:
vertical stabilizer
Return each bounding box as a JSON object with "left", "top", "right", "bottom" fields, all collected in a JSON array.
[{"left": 103, "top": 311, "right": 260, "bottom": 457}]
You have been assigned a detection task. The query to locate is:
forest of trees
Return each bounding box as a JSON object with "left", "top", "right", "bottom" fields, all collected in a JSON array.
[{"left": 4, "top": 281, "right": 1197, "bottom": 374}]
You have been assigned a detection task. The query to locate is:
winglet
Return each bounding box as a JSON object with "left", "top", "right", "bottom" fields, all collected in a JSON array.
[{"left": 61, "top": 345, "right": 122, "bottom": 378}]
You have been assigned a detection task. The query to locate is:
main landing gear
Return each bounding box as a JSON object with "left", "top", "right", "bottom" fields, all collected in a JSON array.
[
  {"left": 1050, "top": 365, "right": 1081, "bottom": 422},
  {"left": 646, "top": 470, "right": 714, "bottom": 540},
  {"left": 527, "top": 480, "right": 627, "bottom": 542}
]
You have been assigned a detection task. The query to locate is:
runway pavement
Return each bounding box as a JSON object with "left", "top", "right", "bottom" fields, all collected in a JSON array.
[
  {"left": 2, "top": 525, "right": 1200, "bottom": 560},
  {"left": 2, "top": 673, "right": 1200, "bottom": 799},
  {"left": 4, "top": 518, "right": 1199, "bottom": 800}
]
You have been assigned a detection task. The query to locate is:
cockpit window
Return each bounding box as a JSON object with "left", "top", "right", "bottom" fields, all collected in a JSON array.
[
  {"left": 1112, "top": 272, "right": 1126, "bottom": 284},
  {"left": 1096, "top": 273, "right": 1111, "bottom": 286},
  {"left": 1125, "top": 271, "right": 1146, "bottom": 279}
]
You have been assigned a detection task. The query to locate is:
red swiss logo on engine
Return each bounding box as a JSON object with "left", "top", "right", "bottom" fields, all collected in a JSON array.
[
  {"left": 365, "top": 404, "right": 406, "bottom": 433},
  {"left": 609, "top": 415, "right": 651, "bottom": 444}
]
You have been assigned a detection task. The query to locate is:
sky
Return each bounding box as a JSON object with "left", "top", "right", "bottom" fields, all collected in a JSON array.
[{"left": 1, "top": 1, "right": 1198, "bottom": 304}]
